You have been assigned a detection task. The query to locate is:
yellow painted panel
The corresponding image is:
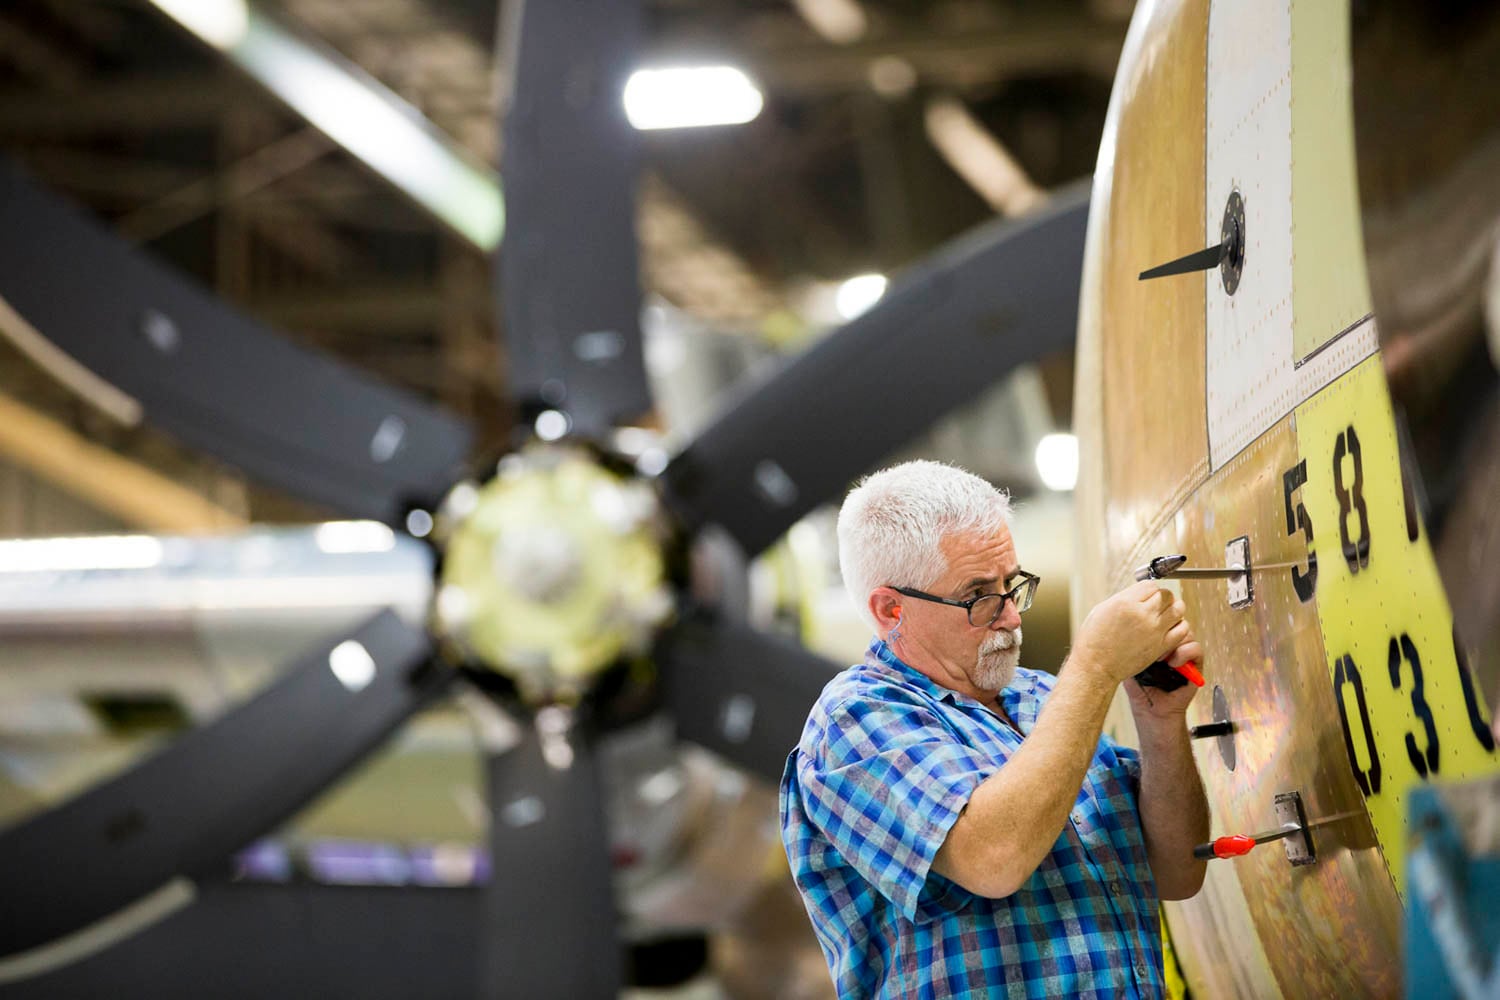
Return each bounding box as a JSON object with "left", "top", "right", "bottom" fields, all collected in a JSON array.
[
  {"left": 1294, "top": 356, "right": 1500, "bottom": 895},
  {"left": 1290, "top": 0, "right": 1373, "bottom": 359}
]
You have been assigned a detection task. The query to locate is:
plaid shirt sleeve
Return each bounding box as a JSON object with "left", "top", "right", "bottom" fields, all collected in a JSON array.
[{"left": 796, "top": 687, "right": 999, "bottom": 923}]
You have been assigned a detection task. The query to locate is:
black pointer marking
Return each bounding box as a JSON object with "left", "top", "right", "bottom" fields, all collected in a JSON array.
[{"left": 1139, "top": 242, "right": 1226, "bottom": 280}]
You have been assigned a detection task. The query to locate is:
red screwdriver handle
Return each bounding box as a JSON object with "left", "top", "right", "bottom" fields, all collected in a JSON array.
[
  {"left": 1192, "top": 834, "right": 1256, "bottom": 860},
  {"left": 1176, "top": 661, "right": 1205, "bottom": 687}
]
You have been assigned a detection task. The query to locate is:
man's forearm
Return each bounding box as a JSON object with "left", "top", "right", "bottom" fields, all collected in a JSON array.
[
  {"left": 1137, "top": 721, "right": 1209, "bottom": 899},
  {"left": 933, "top": 660, "right": 1117, "bottom": 897}
]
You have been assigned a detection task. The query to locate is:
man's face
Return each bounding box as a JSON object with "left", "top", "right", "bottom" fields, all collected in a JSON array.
[{"left": 898, "top": 524, "right": 1025, "bottom": 701}]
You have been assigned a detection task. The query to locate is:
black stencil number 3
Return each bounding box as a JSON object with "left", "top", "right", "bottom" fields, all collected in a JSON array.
[
  {"left": 1388, "top": 633, "right": 1439, "bottom": 777},
  {"left": 1333, "top": 426, "right": 1371, "bottom": 573}
]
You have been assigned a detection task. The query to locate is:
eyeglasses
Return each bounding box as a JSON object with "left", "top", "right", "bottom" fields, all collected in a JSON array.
[{"left": 892, "top": 570, "right": 1040, "bottom": 628}]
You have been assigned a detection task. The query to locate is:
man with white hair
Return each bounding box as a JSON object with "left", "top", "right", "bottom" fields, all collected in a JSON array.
[{"left": 780, "top": 460, "right": 1209, "bottom": 999}]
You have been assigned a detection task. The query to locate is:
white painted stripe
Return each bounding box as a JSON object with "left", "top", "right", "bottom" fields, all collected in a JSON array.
[{"left": 1204, "top": 0, "right": 1296, "bottom": 469}]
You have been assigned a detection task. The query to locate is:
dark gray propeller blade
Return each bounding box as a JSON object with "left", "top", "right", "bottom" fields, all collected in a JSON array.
[
  {"left": 655, "top": 617, "right": 844, "bottom": 784},
  {"left": 496, "top": 0, "right": 651, "bottom": 438},
  {"left": 0, "top": 610, "right": 446, "bottom": 961},
  {"left": 479, "top": 712, "right": 620, "bottom": 999},
  {"left": 659, "top": 181, "right": 1090, "bottom": 558},
  {"left": 0, "top": 161, "right": 474, "bottom": 525}
]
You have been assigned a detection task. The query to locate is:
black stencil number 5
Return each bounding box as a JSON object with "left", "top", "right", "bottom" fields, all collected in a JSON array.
[{"left": 1282, "top": 459, "right": 1317, "bottom": 601}]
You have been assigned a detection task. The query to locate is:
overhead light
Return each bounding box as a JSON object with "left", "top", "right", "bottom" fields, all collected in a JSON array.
[
  {"left": 1035, "top": 433, "right": 1079, "bottom": 491},
  {"left": 624, "top": 67, "right": 764, "bottom": 131},
  {"left": 147, "top": 0, "right": 248, "bottom": 49},
  {"left": 868, "top": 57, "right": 918, "bottom": 99},
  {"left": 791, "top": 0, "right": 868, "bottom": 44},
  {"left": 145, "top": 1, "right": 503, "bottom": 250},
  {"left": 0, "top": 535, "right": 164, "bottom": 573},
  {"left": 835, "top": 273, "right": 888, "bottom": 321}
]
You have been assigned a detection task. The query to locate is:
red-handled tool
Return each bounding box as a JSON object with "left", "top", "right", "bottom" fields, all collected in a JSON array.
[
  {"left": 1133, "top": 659, "right": 1205, "bottom": 691},
  {"left": 1193, "top": 824, "right": 1302, "bottom": 860}
]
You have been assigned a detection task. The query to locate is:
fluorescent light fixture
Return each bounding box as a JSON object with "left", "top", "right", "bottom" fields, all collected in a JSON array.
[
  {"left": 147, "top": 0, "right": 248, "bottom": 50},
  {"left": 328, "top": 640, "right": 377, "bottom": 692},
  {"left": 624, "top": 66, "right": 764, "bottom": 131},
  {"left": 0, "top": 535, "right": 165, "bottom": 573},
  {"left": 1035, "top": 433, "right": 1079, "bottom": 491},
  {"left": 791, "top": 0, "right": 868, "bottom": 44},
  {"left": 146, "top": 3, "right": 503, "bottom": 250},
  {"left": 835, "top": 273, "right": 888, "bottom": 321},
  {"left": 315, "top": 520, "right": 397, "bottom": 554}
]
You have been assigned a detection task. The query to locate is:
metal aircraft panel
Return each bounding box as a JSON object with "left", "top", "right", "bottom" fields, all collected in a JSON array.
[
  {"left": 1078, "top": 0, "right": 1499, "bottom": 995},
  {"left": 1096, "top": 0, "right": 1210, "bottom": 578}
]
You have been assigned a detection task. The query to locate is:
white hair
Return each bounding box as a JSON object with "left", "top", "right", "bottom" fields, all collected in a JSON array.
[{"left": 836, "top": 460, "right": 1012, "bottom": 631}]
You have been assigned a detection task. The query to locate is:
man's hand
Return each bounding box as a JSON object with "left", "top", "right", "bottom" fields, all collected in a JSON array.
[
  {"left": 1069, "top": 581, "right": 1192, "bottom": 687},
  {"left": 1127, "top": 628, "right": 1204, "bottom": 723}
]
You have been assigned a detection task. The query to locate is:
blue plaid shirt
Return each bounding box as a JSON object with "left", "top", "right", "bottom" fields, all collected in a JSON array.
[{"left": 780, "top": 639, "right": 1162, "bottom": 999}]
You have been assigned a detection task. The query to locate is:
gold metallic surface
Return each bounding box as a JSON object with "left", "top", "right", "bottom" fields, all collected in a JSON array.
[
  {"left": 1076, "top": 1, "right": 1439, "bottom": 994},
  {"left": 1094, "top": 0, "right": 1212, "bottom": 584},
  {"left": 1164, "top": 419, "right": 1402, "bottom": 998}
]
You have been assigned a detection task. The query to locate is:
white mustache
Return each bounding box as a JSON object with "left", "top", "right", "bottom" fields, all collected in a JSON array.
[{"left": 982, "top": 627, "right": 1022, "bottom": 654}]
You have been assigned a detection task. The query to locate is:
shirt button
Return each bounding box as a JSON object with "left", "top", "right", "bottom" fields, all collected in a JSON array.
[
  {"left": 1107, "top": 879, "right": 1122, "bottom": 897},
  {"left": 1134, "top": 961, "right": 1150, "bottom": 980}
]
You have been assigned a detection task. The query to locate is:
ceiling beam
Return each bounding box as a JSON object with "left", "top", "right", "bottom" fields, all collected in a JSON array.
[
  {"left": 8, "top": 148, "right": 198, "bottom": 204},
  {"left": 0, "top": 76, "right": 240, "bottom": 138},
  {"left": 650, "top": 16, "right": 1125, "bottom": 96},
  {"left": 0, "top": 393, "right": 246, "bottom": 533},
  {"left": 248, "top": 283, "right": 490, "bottom": 334},
  {"left": 117, "top": 126, "right": 333, "bottom": 243}
]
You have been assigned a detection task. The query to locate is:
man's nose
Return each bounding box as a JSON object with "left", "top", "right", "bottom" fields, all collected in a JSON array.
[{"left": 991, "top": 600, "right": 1022, "bottom": 631}]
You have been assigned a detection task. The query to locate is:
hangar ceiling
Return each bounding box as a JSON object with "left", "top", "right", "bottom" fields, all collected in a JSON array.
[{"left": 0, "top": 0, "right": 1119, "bottom": 523}]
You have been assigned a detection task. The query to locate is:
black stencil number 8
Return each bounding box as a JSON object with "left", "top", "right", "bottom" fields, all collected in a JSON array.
[{"left": 1333, "top": 426, "right": 1371, "bottom": 573}]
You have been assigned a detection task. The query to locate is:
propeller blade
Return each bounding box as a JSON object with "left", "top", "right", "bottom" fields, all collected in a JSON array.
[
  {"left": 479, "top": 708, "right": 621, "bottom": 999},
  {"left": 655, "top": 617, "right": 844, "bottom": 784},
  {"left": 0, "top": 610, "right": 446, "bottom": 960},
  {"left": 496, "top": 0, "right": 651, "bottom": 437},
  {"left": 0, "top": 160, "right": 473, "bottom": 525},
  {"left": 659, "top": 181, "right": 1090, "bottom": 558}
]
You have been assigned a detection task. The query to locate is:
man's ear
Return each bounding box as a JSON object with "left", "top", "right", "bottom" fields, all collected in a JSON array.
[{"left": 870, "top": 588, "right": 902, "bottom": 632}]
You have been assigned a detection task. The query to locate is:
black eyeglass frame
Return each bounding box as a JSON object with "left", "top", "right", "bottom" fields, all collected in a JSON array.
[{"left": 892, "top": 570, "right": 1041, "bottom": 627}]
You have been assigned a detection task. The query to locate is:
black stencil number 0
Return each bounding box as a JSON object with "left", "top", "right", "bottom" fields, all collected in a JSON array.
[
  {"left": 1454, "top": 628, "right": 1497, "bottom": 753},
  {"left": 1334, "top": 653, "right": 1382, "bottom": 796}
]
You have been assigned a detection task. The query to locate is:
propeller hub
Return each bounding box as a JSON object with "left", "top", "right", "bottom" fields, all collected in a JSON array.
[
  {"left": 494, "top": 526, "right": 584, "bottom": 604},
  {"left": 435, "top": 445, "right": 673, "bottom": 701}
]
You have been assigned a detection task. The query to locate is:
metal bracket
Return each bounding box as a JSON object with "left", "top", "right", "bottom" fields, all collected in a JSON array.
[
  {"left": 1225, "top": 536, "right": 1253, "bottom": 609},
  {"left": 1275, "top": 790, "right": 1316, "bottom": 866}
]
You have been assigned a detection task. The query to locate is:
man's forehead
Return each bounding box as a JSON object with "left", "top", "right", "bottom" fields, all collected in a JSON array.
[{"left": 938, "top": 524, "right": 1018, "bottom": 573}]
